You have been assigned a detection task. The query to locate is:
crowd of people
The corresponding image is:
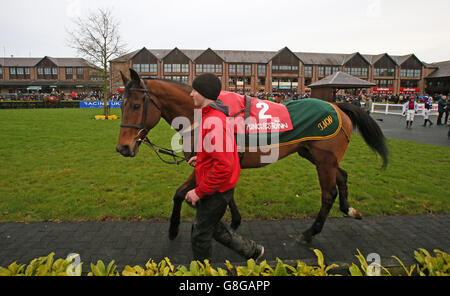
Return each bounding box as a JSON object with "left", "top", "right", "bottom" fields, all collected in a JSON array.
[{"left": 0, "top": 90, "right": 124, "bottom": 102}]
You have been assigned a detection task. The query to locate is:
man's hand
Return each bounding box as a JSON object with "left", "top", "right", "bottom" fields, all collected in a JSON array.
[
  {"left": 188, "top": 156, "right": 197, "bottom": 167},
  {"left": 185, "top": 189, "right": 200, "bottom": 206}
]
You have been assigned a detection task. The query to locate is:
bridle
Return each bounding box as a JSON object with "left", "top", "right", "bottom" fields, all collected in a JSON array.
[
  {"left": 120, "top": 79, "right": 160, "bottom": 137},
  {"left": 120, "top": 79, "right": 188, "bottom": 165}
]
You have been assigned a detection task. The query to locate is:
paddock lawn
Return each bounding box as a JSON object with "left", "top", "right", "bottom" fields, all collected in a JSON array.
[{"left": 0, "top": 108, "right": 449, "bottom": 222}]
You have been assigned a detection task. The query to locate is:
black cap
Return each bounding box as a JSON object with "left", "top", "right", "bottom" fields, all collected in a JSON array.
[{"left": 192, "top": 73, "right": 221, "bottom": 100}]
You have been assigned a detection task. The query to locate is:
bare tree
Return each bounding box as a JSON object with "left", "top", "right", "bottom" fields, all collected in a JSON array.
[{"left": 67, "top": 8, "right": 127, "bottom": 117}]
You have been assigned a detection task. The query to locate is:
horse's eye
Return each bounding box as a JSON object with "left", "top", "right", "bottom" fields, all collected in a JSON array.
[{"left": 133, "top": 104, "right": 141, "bottom": 110}]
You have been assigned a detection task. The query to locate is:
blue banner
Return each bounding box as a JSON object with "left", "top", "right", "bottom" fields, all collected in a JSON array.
[{"left": 80, "top": 101, "right": 122, "bottom": 108}]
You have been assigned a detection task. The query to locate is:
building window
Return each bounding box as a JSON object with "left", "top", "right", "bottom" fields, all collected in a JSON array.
[
  {"left": 77, "top": 68, "right": 83, "bottom": 75},
  {"left": 374, "top": 68, "right": 394, "bottom": 77},
  {"left": 204, "top": 64, "right": 215, "bottom": 72},
  {"left": 17, "top": 67, "right": 24, "bottom": 75},
  {"left": 0, "top": 67, "right": 3, "bottom": 78},
  {"left": 196, "top": 64, "right": 221, "bottom": 73},
  {"left": 345, "top": 67, "right": 368, "bottom": 76},
  {"left": 52, "top": 68, "right": 58, "bottom": 75},
  {"left": 133, "top": 64, "right": 157, "bottom": 72},
  {"left": 66, "top": 68, "right": 73, "bottom": 75},
  {"left": 400, "top": 68, "right": 421, "bottom": 78},
  {"left": 257, "top": 65, "right": 266, "bottom": 75},
  {"left": 244, "top": 64, "right": 251, "bottom": 74},
  {"left": 375, "top": 79, "right": 393, "bottom": 87},
  {"left": 273, "top": 65, "right": 298, "bottom": 71},
  {"left": 38, "top": 68, "right": 43, "bottom": 75},
  {"left": 236, "top": 64, "right": 244, "bottom": 73},
  {"left": 164, "top": 64, "right": 189, "bottom": 73},
  {"left": 165, "top": 75, "right": 189, "bottom": 84},
  {"left": 258, "top": 77, "right": 265, "bottom": 85},
  {"left": 172, "top": 64, "right": 181, "bottom": 72},
  {"left": 9, "top": 67, "right": 17, "bottom": 79},
  {"left": 164, "top": 63, "right": 171, "bottom": 72},
  {"left": 304, "top": 66, "right": 312, "bottom": 75},
  {"left": 401, "top": 80, "right": 419, "bottom": 88}
]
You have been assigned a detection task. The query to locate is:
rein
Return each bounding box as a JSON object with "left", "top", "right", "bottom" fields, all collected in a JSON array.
[
  {"left": 140, "top": 136, "right": 189, "bottom": 165},
  {"left": 120, "top": 79, "right": 189, "bottom": 165}
]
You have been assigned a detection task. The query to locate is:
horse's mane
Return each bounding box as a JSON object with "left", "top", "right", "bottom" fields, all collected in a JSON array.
[{"left": 145, "top": 78, "right": 192, "bottom": 95}]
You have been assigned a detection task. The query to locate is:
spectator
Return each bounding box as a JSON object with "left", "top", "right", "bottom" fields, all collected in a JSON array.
[
  {"left": 402, "top": 96, "right": 418, "bottom": 128},
  {"left": 445, "top": 96, "right": 450, "bottom": 125},
  {"left": 422, "top": 96, "right": 433, "bottom": 127},
  {"left": 437, "top": 95, "right": 446, "bottom": 125},
  {"left": 364, "top": 96, "right": 373, "bottom": 115}
]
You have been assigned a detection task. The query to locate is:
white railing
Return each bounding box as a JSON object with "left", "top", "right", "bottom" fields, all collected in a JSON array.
[{"left": 370, "top": 103, "right": 439, "bottom": 116}]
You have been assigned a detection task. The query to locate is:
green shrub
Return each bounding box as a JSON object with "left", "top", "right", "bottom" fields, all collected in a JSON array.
[
  {"left": 0, "top": 249, "right": 448, "bottom": 276},
  {"left": 414, "top": 248, "right": 450, "bottom": 276}
]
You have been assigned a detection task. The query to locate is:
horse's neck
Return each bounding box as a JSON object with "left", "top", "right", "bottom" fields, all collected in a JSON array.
[{"left": 148, "top": 80, "right": 194, "bottom": 130}]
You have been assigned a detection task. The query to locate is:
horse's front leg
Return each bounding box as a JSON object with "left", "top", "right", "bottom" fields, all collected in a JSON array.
[{"left": 169, "top": 172, "right": 196, "bottom": 240}]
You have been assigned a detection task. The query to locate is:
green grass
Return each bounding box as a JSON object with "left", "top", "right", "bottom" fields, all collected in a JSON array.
[{"left": 0, "top": 108, "right": 449, "bottom": 222}]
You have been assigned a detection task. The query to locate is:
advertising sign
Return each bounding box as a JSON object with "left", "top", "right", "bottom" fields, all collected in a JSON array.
[{"left": 79, "top": 101, "right": 122, "bottom": 108}]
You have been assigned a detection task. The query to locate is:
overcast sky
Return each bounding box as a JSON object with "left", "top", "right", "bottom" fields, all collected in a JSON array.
[{"left": 1, "top": 0, "right": 449, "bottom": 63}]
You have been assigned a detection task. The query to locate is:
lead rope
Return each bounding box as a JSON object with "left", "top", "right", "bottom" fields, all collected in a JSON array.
[{"left": 141, "top": 136, "right": 189, "bottom": 165}]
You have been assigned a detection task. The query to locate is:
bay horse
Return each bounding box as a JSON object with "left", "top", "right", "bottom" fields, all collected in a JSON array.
[{"left": 116, "top": 69, "right": 388, "bottom": 243}]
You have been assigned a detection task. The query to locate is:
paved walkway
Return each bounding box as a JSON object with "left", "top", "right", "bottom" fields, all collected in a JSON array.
[
  {"left": 372, "top": 113, "right": 449, "bottom": 147},
  {"left": 1, "top": 215, "right": 449, "bottom": 271}
]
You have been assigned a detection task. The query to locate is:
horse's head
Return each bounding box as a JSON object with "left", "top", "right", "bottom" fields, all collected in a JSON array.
[{"left": 116, "top": 69, "right": 162, "bottom": 157}]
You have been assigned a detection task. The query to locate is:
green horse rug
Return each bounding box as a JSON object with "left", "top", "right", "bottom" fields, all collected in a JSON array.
[{"left": 218, "top": 91, "right": 342, "bottom": 149}]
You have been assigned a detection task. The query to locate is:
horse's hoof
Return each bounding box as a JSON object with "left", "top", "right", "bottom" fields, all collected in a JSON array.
[
  {"left": 230, "top": 220, "right": 241, "bottom": 230},
  {"left": 347, "top": 207, "right": 362, "bottom": 220},
  {"left": 168, "top": 227, "right": 179, "bottom": 240},
  {"left": 295, "top": 232, "right": 312, "bottom": 244}
]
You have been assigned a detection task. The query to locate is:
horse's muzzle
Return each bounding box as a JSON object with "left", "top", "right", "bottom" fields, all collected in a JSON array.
[{"left": 116, "top": 144, "right": 137, "bottom": 157}]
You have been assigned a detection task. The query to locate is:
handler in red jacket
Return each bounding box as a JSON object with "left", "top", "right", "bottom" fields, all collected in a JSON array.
[{"left": 185, "top": 73, "right": 264, "bottom": 262}]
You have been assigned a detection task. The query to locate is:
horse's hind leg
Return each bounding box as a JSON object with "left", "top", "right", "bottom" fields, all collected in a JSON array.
[
  {"left": 169, "top": 172, "right": 196, "bottom": 240},
  {"left": 336, "top": 167, "right": 361, "bottom": 219},
  {"left": 301, "top": 149, "right": 338, "bottom": 243}
]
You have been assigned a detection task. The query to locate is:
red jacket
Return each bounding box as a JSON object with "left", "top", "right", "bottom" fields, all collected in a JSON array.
[{"left": 194, "top": 102, "right": 241, "bottom": 198}]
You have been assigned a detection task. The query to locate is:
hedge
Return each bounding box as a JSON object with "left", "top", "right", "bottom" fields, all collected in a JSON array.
[{"left": 0, "top": 248, "right": 448, "bottom": 276}]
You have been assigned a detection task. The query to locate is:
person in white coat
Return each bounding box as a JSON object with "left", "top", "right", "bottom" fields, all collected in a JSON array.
[{"left": 422, "top": 96, "right": 433, "bottom": 127}]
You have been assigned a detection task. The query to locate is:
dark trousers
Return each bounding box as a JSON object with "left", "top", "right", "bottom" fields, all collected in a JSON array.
[
  {"left": 191, "top": 188, "right": 258, "bottom": 261},
  {"left": 437, "top": 111, "right": 444, "bottom": 125}
]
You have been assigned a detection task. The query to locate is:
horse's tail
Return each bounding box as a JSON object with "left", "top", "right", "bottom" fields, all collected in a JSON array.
[{"left": 337, "top": 102, "right": 389, "bottom": 169}]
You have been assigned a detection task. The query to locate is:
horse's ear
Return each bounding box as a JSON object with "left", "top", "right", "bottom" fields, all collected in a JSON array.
[
  {"left": 129, "top": 68, "right": 140, "bottom": 82},
  {"left": 120, "top": 71, "right": 129, "bottom": 84}
]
